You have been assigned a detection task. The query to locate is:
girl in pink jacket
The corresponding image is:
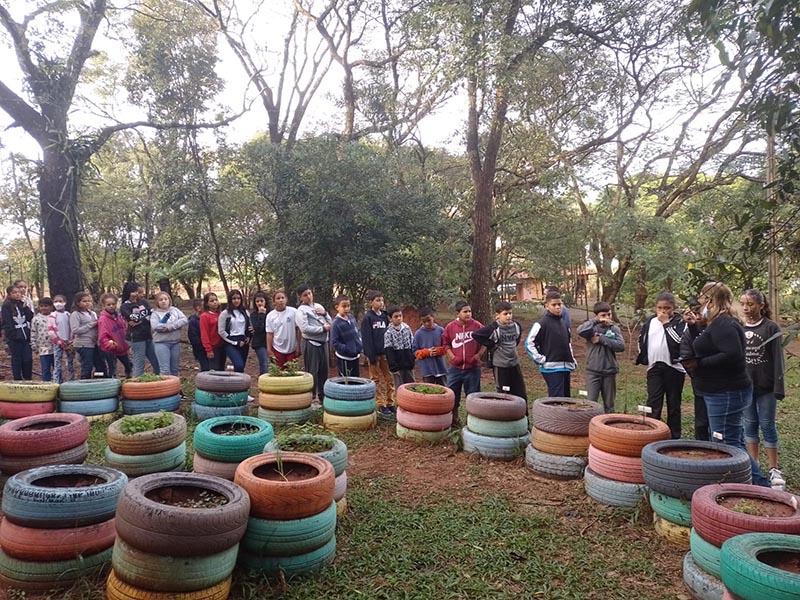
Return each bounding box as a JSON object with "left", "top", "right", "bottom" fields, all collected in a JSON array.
[{"left": 98, "top": 293, "right": 132, "bottom": 378}]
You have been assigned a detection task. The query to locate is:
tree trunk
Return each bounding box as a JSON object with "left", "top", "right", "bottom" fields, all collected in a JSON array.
[
  {"left": 634, "top": 264, "right": 648, "bottom": 312},
  {"left": 469, "top": 179, "right": 494, "bottom": 324},
  {"left": 601, "top": 256, "right": 632, "bottom": 306},
  {"left": 158, "top": 278, "right": 170, "bottom": 293}
]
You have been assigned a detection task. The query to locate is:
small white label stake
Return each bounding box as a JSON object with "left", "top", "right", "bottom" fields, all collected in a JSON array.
[
  {"left": 637, "top": 405, "right": 652, "bottom": 414},
  {"left": 712, "top": 431, "right": 724, "bottom": 441},
  {"left": 579, "top": 390, "right": 588, "bottom": 397}
]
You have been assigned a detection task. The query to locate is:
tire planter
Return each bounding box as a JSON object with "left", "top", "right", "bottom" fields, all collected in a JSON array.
[
  {"left": 721, "top": 533, "right": 800, "bottom": 600},
  {"left": 121, "top": 376, "right": 181, "bottom": 400},
  {"left": 238, "top": 535, "right": 336, "bottom": 577},
  {"left": 193, "top": 403, "right": 249, "bottom": 421},
  {"left": 2, "top": 465, "right": 127, "bottom": 528},
  {"left": 234, "top": 452, "right": 335, "bottom": 520},
  {"left": 0, "top": 441, "right": 89, "bottom": 475},
  {"left": 0, "top": 517, "right": 116, "bottom": 561},
  {"left": 257, "top": 372, "right": 314, "bottom": 394},
  {"left": 524, "top": 444, "right": 587, "bottom": 480},
  {"left": 241, "top": 501, "right": 337, "bottom": 557},
  {"left": 531, "top": 397, "right": 603, "bottom": 435},
  {"left": 323, "top": 377, "right": 376, "bottom": 401},
  {"left": 587, "top": 444, "right": 644, "bottom": 484},
  {"left": 396, "top": 383, "right": 455, "bottom": 415},
  {"left": 104, "top": 442, "right": 186, "bottom": 477},
  {"left": 466, "top": 414, "right": 528, "bottom": 438},
  {"left": 258, "top": 391, "right": 313, "bottom": 411},
  {"left": 583, "top": 466, "right": 647, "bottom": 508},
  {"left": 692, "top": 483, "right": 800, "bottom": 548},
  {"left": 333, "top": 471, "right": 347, "bottom": 502},
  {"left": 588, "top": 414, "right": 671, "bottom": 457},
  {"left": 258, "top": 406, "right": 315, "bottom": 426},
  {"left": 691, "top": 527, "right": 722, "bottom": 578},
  {"left": 531, "top": 427, "right": 589, "bottom": 457},
  {"left": 683, "top": 551, "right": 724, "bottom": 600},
  {"left": 192, "top": 452, "right": 239, "bottom": 481},
  {"left": 397, "top": 407, "right": 452, "bottom": 432},
  {"left": 461, "top": 427, "right": 529, "bottom": 461},
  {"left": 0, "top": 412, "right": 89, "bottom": 456},
  {"left": 114, "top": 472, "right": 250, "bottom": 557},
  {"left": 464, "top": 391, "right": 527, "bottom": 421},
  {"left": 0, "top": 547, "right": 112, "bottom": 592},
  {"left": 194, "top": 416, "right": 274, "bottom": 462},
  {"left": 264, "top": 435, "right": 348, "bottom": 477},
  {"left": 122, "top": 394, "right": 181, "bottom": 415},
  {"left": 649, "top": 490, "right": 693, "bottom": 527},
  {"left": 194, "top": 390, "right": 250, "bottom": 408},
  {"left": 0, "top": 381, "right": 60, "bottom": 403},
  {"left": 323, "top": 397, "right": 376, "bottom": 417},
  {"left": 323, "top": 410, "right": 376, "bottom": 432},
  {"left": 0, "top": 401, "right": 55, "bottom": 419},
  {"left": 194, "top": 371, "right": 251, "bottom": 393},
  {"left": 106, "top": 571, "right": 232, "bottom": 600},
  {"left": 107, "top": 413, "right": 187, "bottom": 456},
  {"left": 396, "top": 423, "right": 451, "bottom": 444},
  {"left": 59, "top": 378, "right": 121, "bottom": 401},
  {"left": 59, "top": 397, "right": 119, "bottom": 416},
  {"left": 654, "top": 512, "right": 691, "bottom": 546}
]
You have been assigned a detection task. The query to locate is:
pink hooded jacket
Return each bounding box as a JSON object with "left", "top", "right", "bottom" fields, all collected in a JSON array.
[{"left": 98, "top": 310, "right": 130, "bottom": 356}]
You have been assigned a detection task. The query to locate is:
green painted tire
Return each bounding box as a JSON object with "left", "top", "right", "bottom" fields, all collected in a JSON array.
[
  {"left": 194, "top": 417, "right": 274, "bottom": 462},
  {"left": 59, "top": 379, "right": 121, "bottom": 401},
  {"left": 0, "top": 547, "right": 111, "bottom": 591},
  {"left": 194, "top": 390, "right": 249, "bottom": 408},
  {"left": 264, "top": 435, "right": 347, "bottom": 477},
  {"left": 396, "top": 423, "right": 451, "bottom": 444},
  {"left": 257, "top": 407, "right": 314, "bottom": 426},
  {"left": 721, "top": 533, "right": 800, "bottom": 600},
  {"left": 241, "top": 501, "right": 336, "bottom": 557},
  {"left": 104, "top": 442, "right": 186, "bottom": 477},
  {"left": 649, "top": 490, "right": 692, "bottom": 527},
  {"left": 690, "top": 527, "right": 721, "bottom": 578},
  {"left": 466, "top": 414, "right": 529, "bottom": 438},
  {"left": 322, "top": 396, "right": 375, "bottom": 417},
  {"left": 239, "top": 535, "right": 336, "bottom": 576},
  {"left": 0, "top": 382, "right": 59, "bottom": 403},
  {"left": 192, "top": 403, "right": 250, "bottom": 421}
]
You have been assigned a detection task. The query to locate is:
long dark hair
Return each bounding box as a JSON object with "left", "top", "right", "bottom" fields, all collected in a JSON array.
[
  {"left": 742, "top": 289, "right": 772, "bottom": 320},
  {"left": 225, "top": 289, "right": 247, "bottom": 318},
  {"left": 252, "top": 290, "right": 269, "bottom": 312},
  {"left": 121, "top": 281, "right": 140, "bottom": 303},
  {"left": 4, "top": 285, "right": 17, "bottom": 306}
]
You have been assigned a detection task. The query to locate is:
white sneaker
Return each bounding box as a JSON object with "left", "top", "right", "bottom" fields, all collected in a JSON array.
[{"left": 770, "top": 468, "right": 786, "bottom": 490}]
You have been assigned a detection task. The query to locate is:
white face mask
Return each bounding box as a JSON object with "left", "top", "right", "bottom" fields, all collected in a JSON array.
[
  {"left": 701, "top": 306, "right": 709, "bottom": 318},
  {"left": 54, "top": 302, "right": 66, "bottom": 310}
]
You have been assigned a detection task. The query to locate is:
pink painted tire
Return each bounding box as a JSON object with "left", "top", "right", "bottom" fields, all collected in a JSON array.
[
  {"left": 587, "top": 444, "right": 644, "bottom": 484},
  {"left": 396, "top": 407, "right": 452, "bottom": 432},
  {"left": 192, "top": 452, "right": 238, "bottom": 481},
  {"left": 333, "top": 471, "right": 347, "bottom": 501},
  {"left": 0, "top": 401, "right": 55, "bottom": 420}
]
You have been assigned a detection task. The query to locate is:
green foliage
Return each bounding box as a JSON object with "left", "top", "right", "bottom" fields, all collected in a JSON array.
[
  {"left": 126, "top": 373, "right": 166, "bottom": 383},
  {"left": 119, "top": 411, "right": 174, "bottom": 435},
  {"left": 267, "top": 358, "right": 301, "bottom": 377},
  {"left": 408, "top": 384, "right": 447, "bottom": 394}
]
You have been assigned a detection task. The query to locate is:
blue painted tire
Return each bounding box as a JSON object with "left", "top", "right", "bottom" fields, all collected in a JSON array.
[
  {"left": 192, "top": 403, "right": 249, "bottom": 421},
  {"left": 323, "top": 377, "right": 375, "bottom": 401},
  {"left": 0, "top": 547, "right": 112, "bottom": 591},
  {"left": 583, "top": 466, "right": 647, "bottom": 508},
  {"left": 241, "top": 501, "right": 336, "bottom": 557},
  {"left": 683, "top": 551, "right": 724, "bottom": 600},
  {"left": 239, "top": 535, "right": 336, "bottom": 577},
  {"left": 194, "top": 390, "right": 249, "bottom": 408},
  {"left": 122, "top": 394, "right": 181, "bottom": 415},
  {"left": 104, "top": 442, "right": 186, "bottom": 477},
  {"left": 59, "top": 397, "right": 119, "bottom": 416},
  {"left": 194, "top": 417, "right": 274, "bottom": 462},
  {"left": 524, "top": 444, "right": 587, "bottom": 480},
  {"left": 59, "top": 379, "right": 121, "bottom": 401},
  {"left": 257, "top": 407, "right": 314, "bottom": 426},
  {"left": 322, "top": 397, "right": 375, "bottom": 417},
  {"left": 264, "top": 435, "right": 348, "bottom": 477},
  {"left": 461, "top": 427, "right": 529, "bottom": 461}
]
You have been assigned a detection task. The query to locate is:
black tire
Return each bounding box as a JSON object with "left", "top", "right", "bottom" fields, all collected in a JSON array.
[
  {"left": 720, "top": 533, "right": 800, "bottom": 600},
  {"left": 682, "top": 551, "right": 724, "bottom": 600},
  {"left": 531, "top": 397, "right": 603, "bottom": 436},
  {"left": 195, "top": 370, "right": 252, "bottom": 393}
]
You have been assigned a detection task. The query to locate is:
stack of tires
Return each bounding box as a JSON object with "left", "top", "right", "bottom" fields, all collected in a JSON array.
[
  {"left": 322, "top": 377, "right": 377, "bottom": 433},
  {"left": 720, "top": 533, "right": 800, "bottom": 600},
  {"left": 0, "top": 465, "right": 127, "bottom": 592},
  {"left": 264, "top": 434, "right": 349, "bottom": 516},
  {"left": 461, "top": 392, "right": 529, "bottom": 461},
  {"left": 394, "top": 383, "right": 455, "bottom": 444},
  {"left": 192, "top": 371, "right": 253, "bottom": 421},
  {"left": 682, "top": 483, "right": 800, "bottom": 600},
  {"left": 257, "top": 371, "right": 315, "bottom": 426},
  {"left": 58, "top": 378, "right": 121, "bottom": 421},
  {"left": 235, "top": 452, "right": 337, "bottom": 576},
  {"left": 104, "top": 412, "right": 188, "bottom": 477},
  {"left": 121, "top": 375, "right": 182, "bottom": 416},
  {"left": 642, "top": 440, "right": 751, "bottom": 548},
  {"left": 0, "top": 413, "right": 90, "bottom": 478},
  {"left": 527, "top": 397, "right": 603, "bottom": 479},
  {"left": 193, "top": 416, "right": 274, "bottom": 480},
  {"left": 0, "top": 382, "right": 59, "bottom": 420},
  {"left": 108, "top": 472, "right": 250, "bottom": 599},
  {"left": 583, "top": 414, "right": 670, "bottom": 507}
]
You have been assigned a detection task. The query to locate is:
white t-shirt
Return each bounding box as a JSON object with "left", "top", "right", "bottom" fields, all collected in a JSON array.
[
  {"left": 266, "top": 307, "right": 299, "bottom": 353},
  {"left": 647, "top": 317, "right": 684, "bottom": 372}
]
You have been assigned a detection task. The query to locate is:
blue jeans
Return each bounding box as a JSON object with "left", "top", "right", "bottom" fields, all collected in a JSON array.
[
  {"left": 744, "top": 391, "right": 779, "bottom": 448},
  {"left": 53, "top": 345, "right": 75, "bottom": 383},
  {"left": 255, "top": 346, "right": 269, "bottom": 375},
  {"left": 223, "top": 336, "right": 248, "bottom": 373},
  {"left": 7, "top": 340, "right": 32, "bottom": 380},
  {"left": 154, "top": 341, "right": 181, "bottom": 376},
  {"left": 39, "top": 354, "right": 54, "bottom": 381},
  {"left": 77, "top": 346, "right": 95, "bottom": 379},
  {"left": 446, "top": 366, "right": 481, "bottom": 410},
  {"left": 703, "top": 385, "right": 770, "bottom": 487},
  {"left": 541, "top": 370, "right": 572, "bottom": 398},
  {"left": 130, "top": 339, "right": 159, "bottom": 377}
]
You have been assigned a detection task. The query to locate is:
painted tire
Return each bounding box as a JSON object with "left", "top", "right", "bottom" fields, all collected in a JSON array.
[
  {"left": 466, "top": 414, "right": 528, "bottom": 438},
  {"left": 0, "top": 401, "right": 55, "bottom": 419},
  {"left": 531, "top": 397, "right": 603, "bottom": 436},
  {"left": 323, "top": 377, "right": 376, "bottom": 401},
  {"left": 0, "top": 517, "right": 116, "bottom": 561},
  {"left": 654, "top": 513, "right": 691, "bottom": 546},
  {"left": 524, "top": 444, "right": 587, "bottom": 480},
  {"left": 649, "top": 490, "right": 692, "bottom": 527},
  {"left": 720, "top": 533, "right": 800, "bottom": 600},
  {"left": 396, "top": 423, "right": 451, "bottom": 443},
  {"left": 238, "top": 535, "right": 336, "bottom": 576},
  {"left": 2, "top": 465, "right": 127, "bottom": 528},
  {"left": 258, "top": 406, "right": 315, "bottom": 425},
  {"left": 683, "top": 551, "right": 724, "bottom": 600},
  {"left": 461, "top": 427, "right": 529, "bottom": 461},
  {"left": 323, "top": 397, "right": 376, "bottom": 417},
  {"left": 59, "top": 378, "right": 121, "bottom": 401},
  {"left": 336, "top": 497, "right": 347, "bottom": 517},
  {"left": 333, "top": 471, "right": 347, "bottom": 501},
  {"left": 691, "top": 527, "right": 721, "bottom": 578},
  {"left": 115, "top": 472, "right": 250, "bottom": 557},
  {"left": 396, "top": 383, "right": 455, "bottom": 415},
  {"left": 583, "top": 466, "right": 647, "bottom": 508},
  {"left": 587, "top": 444, "right": 644, "bottom": 484},
  {"left": 397, "top": 407, "right": 452, "bottom": 432},
  {"left": 192, "top": 453, "right": 239, "bottom": 480},
  {"left": 0, "top": 547, "right": 111, "bottom": 591},
  {"left": 264, "top": 435, "right": 348, "bottom": 477},
  {"left": 465, "top": 391, "right": 527, "bottom": 421},
  {"left": 59, "top": 397, "right": 119, "bottom": 416},
  {"left": 194, "top": 416, "right": 274, "bottom": 462},
  {"left": 106, "top": 571, "right": 232, "bottom": 600},
  {"left": 257, "top": 372, "right": 314, "bottom": 394},
  {"left": 122, "top": 394, "right": 181, "bottom": 415},
  {"left": 193, "top": 403, "right": 249, "bottom": 421},
  {"left": 0, "top": 441, "right": 89, "bottom": 475},
  {"left": 194, "top": 371, "right": 251, "bottom": 393},
  {"left": 0, "top": 412, "right": 89, "bottom": 456},
  {"left": 241, "top": 501, "right": 336, "bottom": 557},
  {"left": 531, "top": 427, "right": 589, "bottom": 457},
  {"left": 104, "top": 442, "right": 186, "bottom": 477},
  {"left": 107, "top": 413, "right": 187, "bottom": 455},
  {"left": 258, "top": 391, "right": 313, "bottom": 410},
  {"left": 0, "top": 381, "right": 59, "bottom": 403},
  {"left": 642, "top": 440, "right": 752, "bottom": 498},
  {"left": 121, "top": 376, "right": 181, "bottom": 400},
  {"left": 235, "top": 452, "right": 335, "bottom": 520},
  {"left": 323, "top": 410, "right": 376, "bottom": 432},
  {"left": 588, "top": 414, "right": 671, "bottom": 457},
  {"left": 194, "top": 390, "right": 249, "bottom": 408}
]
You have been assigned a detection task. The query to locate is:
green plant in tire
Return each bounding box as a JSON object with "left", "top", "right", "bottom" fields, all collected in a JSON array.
[
  {"left": 124, "top": 373, "right": 166, "bottom": 383},
  {"left": 119, "top": 411, "right": 174, "bottom": 435},
  {"left": 408, "top": 384, "right": 444, "bottom": 395},
  {"left": 275, "top": 423, "right": 335, "bottom": 452},
  {"left": 268, "top": 358, "right": 301, "bottom": 377}
]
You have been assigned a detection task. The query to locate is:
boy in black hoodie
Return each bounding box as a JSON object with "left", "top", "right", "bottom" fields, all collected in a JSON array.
[
  {"left": 2, "top": 284, "right": 34, "bottom": 380},
  {"left": 361, "top": 290, "right": 394, "bottom": 411}
]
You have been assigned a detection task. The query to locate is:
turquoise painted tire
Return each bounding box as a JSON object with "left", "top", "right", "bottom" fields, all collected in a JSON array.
[
  {"left": 322, "top": 397, "right": 375, "bottom": 417},
  {"left": 691, "top": 528, "right": 721, "bottom": 578},
  {"left": 59, "top": 378, "right": 121, "bottom": 401},
  {"left": 59, "top": 397, "right": 118, "bottom": 416},
  {"left": 0, "top": 547, "right": 111, "bottom": 591},
  {"left": 241, "top": 501, "right": 336, "bottom": 557},
  {"left": 264, "top": 435, "right": 347, "bottom": 477},
  {"left": 461, "top": 427, "right": 529, "bottom": 460},
  {"left": 257, "top": 407, "right": 314, "bottom": 426},
  {"left": 683, "top": 551, "right": 724, "bottom": 600},
  {"left": 649, "top": 490, "right": 692, "bottom": 527},
  {"left": 194, "top": 417, "right": 274, "bottom": 462},
  {"left": 194, "top": 390, "right": 249, "bottom": 408},
  {"left": 239, "top": 535, "right": 336, "bottom": 576},
  {"left": 466, "top": 414, "right": 529, "bottom": 438},
  {"left": 323, "top": 377, "right": 375, "bottom": 401},
  {"left": 122, "top": 394, "right": 181, "bottom": 415},
  {"left": 104, "top": 442, "right": 186, "bottom": 477},
  {"left": 721, "top": 533, "right": 800, "bottom": 600},
  {"left": 192, "top": 403, "right": 250, "bottom": 421}
]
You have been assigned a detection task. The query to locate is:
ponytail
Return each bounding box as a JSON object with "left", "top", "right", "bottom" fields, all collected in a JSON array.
[{"left": 742, "top": 289, "right": 772, "bottom": 320}]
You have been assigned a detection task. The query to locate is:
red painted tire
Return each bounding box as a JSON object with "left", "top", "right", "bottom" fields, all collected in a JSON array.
[
  {"left": 0, "top": 517, "right": 116, "bottom": 561},
  {"left": 0, "top": 401, "right": 55, "bottom": 420},
  {"left": 121, "top": 376, "right": 181, "bottom": 400},
  {"left": 396, "top": 407, "right": 452, "bottom": 432},
  {"left": 587, "top": 444, "right": 644, "bottom": 484},
  {"left": 465, "top": 392, "right": 527, "bottom": 421},
  {"left": 396, "top": 384, "right": 455, "bottom": 415},
  {"left": 0, "top": 442, "right": 89, "bottom": 475},
  {"left": 0, "top": 413, "right": 89, "bottom": 457},
  {"left": 588, "top": 414, "right": 671, "bottom": 457},
  {"left": 692, "top": 483, "right": 800, "bottom": 547}
]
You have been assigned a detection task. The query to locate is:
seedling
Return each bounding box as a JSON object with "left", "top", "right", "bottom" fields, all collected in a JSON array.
[{"left": 119, "top": 411, "right": 173, "bottom": 435}]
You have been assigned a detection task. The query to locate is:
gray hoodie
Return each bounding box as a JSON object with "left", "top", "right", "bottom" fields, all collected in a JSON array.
[
  {"left": 577, "top": 319, "right": 625, "bottom": 375},
  {"left": 69, "top": 310, "right": 98, "bottom": 348},
  {"left": 150, "top": 306, "right": 188, "bottom": 344}
]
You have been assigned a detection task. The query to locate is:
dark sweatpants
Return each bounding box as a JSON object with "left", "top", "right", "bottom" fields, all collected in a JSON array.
[
  {"left": 692, "top": 379, "right": 710, "bottom": 441},
  {"left": 646, "top": 362, "right": 685, "bottom": 439},
  {"left": 494, "top": 364, "right": 527, "bottom": 400},
  {"left": 302, "top": 339, "right": 329, "bottom": 400}
]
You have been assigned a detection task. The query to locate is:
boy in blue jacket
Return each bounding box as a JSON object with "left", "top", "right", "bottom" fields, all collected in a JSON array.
[{"left": 331, "top": 295, "right": 363, "bottom": 377}]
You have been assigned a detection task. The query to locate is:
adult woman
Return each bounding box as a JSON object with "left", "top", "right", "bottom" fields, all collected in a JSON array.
[
  {"left": 217, "top": 289, "right": 251, "bottom": 372},
  {"left": 120, "top": 281, "right": 159, "bottom": 377}
]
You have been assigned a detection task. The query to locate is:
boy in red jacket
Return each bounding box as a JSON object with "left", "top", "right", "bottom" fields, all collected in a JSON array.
[
  {"left": 442, "top": 301, "right": 484, "bottom": 427},
  {"left": 97, "top": 293, "right": 132, "bottom": 378}
]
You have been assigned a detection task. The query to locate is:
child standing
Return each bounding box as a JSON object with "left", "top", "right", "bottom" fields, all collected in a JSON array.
[
  {"left": 473, "top": 301, "right": 527, "bottom": 400},
  {"left": 250, "top": 291, "right": 270, "bottom": 375},
  {"left": 50, "top": 294, "right": 74, "bottom": 383},
  {"left": 150, "top": 292, "right": 188, "bottom": 377},
  {"left": 443, "top": 301, "right": 484, "bottom": 427},
  {"left": 30, "top": 297, "right": 55, "bottom": 381},
  {"left": 217, "top": 289, "right": 251, "bottom": 373},
  {"left": 121, "top": 282, "right": 159, "bottom": 377},
  {"left": 97, "top": 293, "right": 132, "bottom": 378},
  {"left": 295, "top": 284, "right": 332, "bottom": 401},
  {"left": 70, "top": 292, "right": 99, "bottom": 379},
  {"left": 525, "top": 290, "right": 576, "bottom": 398},
  {"left": 200, "top": 292, "right": 225, "bottom": 371},
  {"left": 331, "top": 295, "right": 363, "bottom": 377},
  {"left": 266, "top": 290, "right": 300, "bottom": 369},
  {"left": 13, "top": 279, "right": 35, "bottom": 313},
  {"left": 413, "top": 307, "right": 447, "bottom": 386},
  {"left": 383, "top": 306, "right": 415, "bottom": 403},
  {"left": 577, "top": 301, "right": 625, "bottom": 412},
  {"left": 2, "top": 285, "right": 33, "bottom": 380},
  {"left": 741, "top": 288, "right": 786, "bottom": 490},
  {"left": 187, "top": 299, "right": 207, "bottom": 371},
  {"left": 361, "top": 290, "right": 394, "bottom": 411}
]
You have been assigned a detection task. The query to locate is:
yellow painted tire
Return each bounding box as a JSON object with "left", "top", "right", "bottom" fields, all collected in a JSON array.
[
  {"left": 323, "top": 411, "right": 376, "bottom": 432},
  {"left": 653, "top": 513, "right": 690, "bottom": 547},
  {"left": 258, "top": 391, "right": 313, "bottom": 410},
  {"left": 0, "top": 382, "right": 59, "bottom": 403},
  {"left": 531, "top": 427, "right": 589, "bottom": 457},
  {"left": 336, "top": 496, "right": 347, "bottom": 517},
  {"left": 257, "top": 372, "right": 314, "bottom": 394},
  {"left": 107, "top": 570, "right": 232, "bottom": 600}
]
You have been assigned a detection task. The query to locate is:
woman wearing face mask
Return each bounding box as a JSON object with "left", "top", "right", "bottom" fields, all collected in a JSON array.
[{"left": 217, "top": 289, "right": 251, "bottom": 373}]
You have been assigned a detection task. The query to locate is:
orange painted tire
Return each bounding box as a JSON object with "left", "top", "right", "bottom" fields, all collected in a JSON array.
[
  {"left": 396, "top": 383, "right": 455, "bottom": 415},
  {"left": 587, "top": 444, "right": 644, "bottom": 484},
  {"left": 106, "top": 413, "right": 187, "bottom": 456},
  {"left": 588, "top": 413, "right": 671, "bottom": 457},
  {"left": 234, "top": 452, "right": 335, "bottom": 520},
  {"left": 121, "top": 376, "right": 181, "bottom": 400},
  {"left": 531, "top": 427, "right": 589, "bottom": 456},
  {"left": 0, "top": 517, "right": 116, "bottom": 561},
  {"left": 0, "top": 401, "right": 55, "bottom": 419},
  {"left": 0, "top": 413, "right": 89, "bottom": 457},
  {"left": 107, "top": 571, "right": 232, "bottom": 600},
  {"left": 258, "top": 391, "right": 313, "bottom": 410}
]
